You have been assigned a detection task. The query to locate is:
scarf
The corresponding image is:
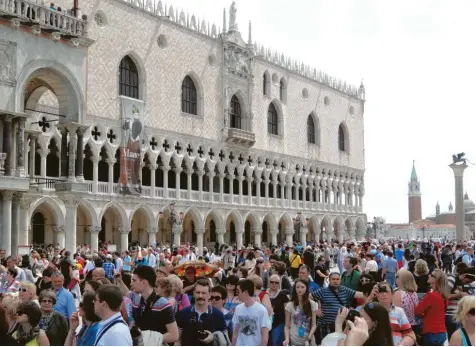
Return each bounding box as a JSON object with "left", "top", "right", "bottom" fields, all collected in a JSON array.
[
  {"left": 16, "top": 325, "right": 41, "bottom": 346},
  {"left": 40, "top": 312, "right": 53, "bottom": 331}
]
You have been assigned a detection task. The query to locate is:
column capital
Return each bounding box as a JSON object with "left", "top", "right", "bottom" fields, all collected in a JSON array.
[
  {"left": 216, "top": 229, "right": 226, "bottom": 235},
  {"left": 449, "top": 163, "right": 468, "bottom": 177},
  {"left": 92, "top": 155, "right": 101, "bottom": 164},
  {"left": 2, "top": 191, "right": 14, "bottom": 201},
  {"left": 60, "top": 195, "right": 81, "bottom": 207},
  {"left": 53, "top": 225, "right": 66, "bottom": 233},
  {"left": 207, "top": 172, "right": 215, "bottom": 178},
  {"left": 118, "top": 227, "right": 131, "bottom": 235},
  {"left": 197, "top": 169, "right": 205, "bottom": 177},
  {"left": 107, "top": 159, "right": 117, "bottom": 166},
  {"left": 88, "top": 226, "right": 102, "bottom": 234},
  {"left": 173, "top": 167, "right": 182, "bottom": 174},
  {"left": 226, "top": 174, "right": 235, "bottom": 181},
  {"left": 150, "top": 164, "right": 159, "bottom": 171},
  {"left": 12, "top": 192, "right": 23, "bottom": 202},
  {"left": 270, "top": 228, "right": 279, "bottom": 235},
  {"left": 37, "top": 148, "right": 49, "bottom": 157},
  {"left": 285, "top": 229, "right": 294, "bottom": 236},
  {"left": 146, "top": 227, "right": 158, "bottom": 234},
  {"left": 246, "top": 176, "right": 253, "bottom": 183},
  {"left": 162, "top": 164, "right": 170, "bottom": 171},
  {"left": 253, "top": 228, "right": 262, "bottom": 235},
  {"left": 218, "top": 172, "right": 226, "bottom": 179},
  {"left": 186, "top": 169, "right": 194, "bottom": 175}
]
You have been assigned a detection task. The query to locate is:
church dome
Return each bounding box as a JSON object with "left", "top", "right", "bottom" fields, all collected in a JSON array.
[{"left": 464, "top": 192, "right": 475, "bottom": 212}]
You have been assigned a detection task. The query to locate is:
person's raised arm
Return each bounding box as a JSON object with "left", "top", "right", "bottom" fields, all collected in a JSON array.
[{"left": 283, "top": 307, "right": 291, "bottom": 346}]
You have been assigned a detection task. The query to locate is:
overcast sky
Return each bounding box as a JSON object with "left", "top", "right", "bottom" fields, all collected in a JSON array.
[{"left": 162, "top": 0, "right": 475, "bottom": 223}]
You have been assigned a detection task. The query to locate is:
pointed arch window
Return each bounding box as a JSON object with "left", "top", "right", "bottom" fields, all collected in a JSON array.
[
  {"left": 230, "top": 95, "right": 242, "bottom": 129},
  {"left": 267, "top": 103, "right": 278, "bottom": 135},
  {"left": 307, "top": 115, "right": 316, "bottom": 144},
  {"left": 338, "top": 124, "right": 346, "bottom": 151},
  {"left": 181, "top": 76, "right": 197, "bottom": 115},
  {"left": 119, "top": 55, "right": 139, "bottom": 99}
]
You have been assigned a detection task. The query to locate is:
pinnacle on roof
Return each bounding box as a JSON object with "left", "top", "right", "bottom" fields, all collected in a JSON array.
[
  {"left": 449, "top": 201, "right": 453, "bottom": 211},
  {"left": 410, "top": 160, "right": 418, "bottom": 182},
  {"left": 436, "top": 201, "right": 440, "bottom": 207},
  {"left": 464, "top": 192, "right": 469, "bottom": 200}
]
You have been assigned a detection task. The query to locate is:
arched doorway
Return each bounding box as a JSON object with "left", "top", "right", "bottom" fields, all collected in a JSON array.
[
  {"left": 244, "top": 220, "right": 251, "bottom": 246},
  {"left": 230, "top": 221, "right": 236, "bottom": 244},
  {"left": 31, "top": 212, "right": 45, "bottom": 245}
]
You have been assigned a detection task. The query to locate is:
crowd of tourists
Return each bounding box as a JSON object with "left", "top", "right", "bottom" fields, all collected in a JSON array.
[{"left": 0, "top": 238, "right": 474, "bottom": 346}]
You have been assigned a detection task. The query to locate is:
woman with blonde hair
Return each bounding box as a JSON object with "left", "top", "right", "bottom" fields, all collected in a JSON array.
[
  {"left": 18, "top": 282, "right": 38, "bottom": 306},
  {"left": 248, "top": 274, "right": 273, "bottom": 317},
  {"left": 167, "top": 274, "right": 190, "bottom": 313},
  {"left": 393, "top": 269, "right": 419, "bottom": 328},
  {"left": 1, "top": 295, "right": 21, "bottom": 334},
  {"left": 449, "top": 296, "right": 474, "bottom": 346},
  {"left": 413, "top": 259, "right": 431, "bottom": 294},
  {"left": 415, "top": 269, "right": 450, "bottom": 346},
  {"left": 267, "top": 274, "right": 288, "bottom": 346}
]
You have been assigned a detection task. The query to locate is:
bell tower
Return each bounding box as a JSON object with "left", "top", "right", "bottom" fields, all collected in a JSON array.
[{"left": 408, "top": 160, "right": 422, "bottom": 223}]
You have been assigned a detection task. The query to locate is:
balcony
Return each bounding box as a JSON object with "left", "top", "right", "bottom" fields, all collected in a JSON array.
[
  {"left": 0, "top": 0, "right": 90, "bottom": 42},
  {"left": 226, "top": 128, "right": 256, "bottom": 147}
]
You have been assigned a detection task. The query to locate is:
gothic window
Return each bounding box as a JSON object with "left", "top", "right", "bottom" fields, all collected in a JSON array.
[
  {"left": 119, "top": 55, "right": 139, "bottom": 99},
  {"left": 267, "top": 103, "right": 278, "bottom": 135},
  {"left": 230, "top": 95, "right": 242, "bottom": 129},
  {"left": 181, "top": 76, "right": 197, "bottom": 115},
  {"left": 307, "top": 115, "right": 316, "bottom": 144},
  {"left": 338, "top": 123, "right": 346, "bottom": 151}
]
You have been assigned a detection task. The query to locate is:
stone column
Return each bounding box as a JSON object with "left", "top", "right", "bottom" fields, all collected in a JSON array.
[
  {"left": 147, "top": 228, "right": 158, "bottom": 246},
  {"left": 29, "top": 135, "right": 37, "bottom": 182},
  {"left": 67, "top": 127, "right": 78, "bottom": 182},
  {"left": 88, "top": 226, "right": 100, "bottom": 252},
  {"left": 302, "top": 183, "right": 307, "bottom": 209},
  {"left": 187, "top": 169, "right": 193, "bottom": 200},
  {"left": 450, "top": 163, "right": 468, "bottom": 242},
  {"left": 208, "top": 172, "right": 215, "bottom": 202},
  {"left": 63, "top": 197, "right": 79, "bottom": 252},
  {"left": 247, "top": 177, "right": 252, "bottom": 205},
  {"left": 285, "top": 228, "right": 294, "bottom": 247},
  {"left": 238, "top": 175, "right": 244, "bottom": 205},
  {"left": 281, "top": 183, "right": 285, "bottom": 206},
  {"left": 2, "top": 192, "right": 13, "bottom": 255},
  {"left": 172, "top": 224, "right": 181, "bottom": 247},
  {"left": 163, "top": 166, "right": 169, "bottom": 198},
  {"left": 60, "top": 128, "right": 68, "bottom": 178},
  {"left": 198, "top": 170, "right": 204, "bottom": 201},
  {"left": 39, "top": 148, "right": 48, "bottom": 178},
  {"left": 75, "top": 128, "right": 84, "bottom": 182},
  {"left": 196, "top": 228, "right": 205, "bottom": 256},
  {"left": 236, "top": 229, "right": 244, "bottom": 250},
  {"left": 150, "top": 165, "right": 157, "bottom": 198},
  {"left": 272, "top": 179, "right": 278, "bottom": 207},
  {"left": 0, "top": 119, "right": 3, "bottom": 153},
  {"left": 253, "top": 229, "right": 262, "bottom": 247},
  {"left": 11, "top": 194, "right": 20, "bottom": 253},
  {"left": 19, "top": 199, "right": 30, "bottom": 246},
  {"left": 228, "top": 174, "right": 234, "bottom": 203},
  {"left": 107, "top": 159, "right": 115, "bottom": 194},
  {"left": 54, "top": 226, "right": 66, "bottom": 249},
  {"left": 92, "top": 155, "right": 99, "bottom": 193},
  {"left": 119, "top": 228, "right": 130, "bottom": 251},
  {"left": 287, "top": 183, "right": 293, "bottom": 206},
  {"left": 300, "top": 226, "right": 308, "bottom": 247},
  {"left": 15, "top": 118, "right": 25, "bottom": 177},
  {"left": 3, "top": 117, "right": 13, "bottom": 176},
  {"left": 256, "top": 178, "right": 262, "bottom": 206},
  {"left": 270, "top": 229, "right": 279, "bottom": 247},
  {"left": 264, "top": 179, "right": 269, "bottom": 206},
  {"left": 219, "top": 173, "right": 224, "bottom": 203},
  {"left": 175, "top": 168, "right": 181, "bottom": 198}
]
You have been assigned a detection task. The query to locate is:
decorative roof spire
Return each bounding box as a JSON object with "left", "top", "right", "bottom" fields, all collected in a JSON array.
[
  {"left": 222, "top": 8, "right": 227, "bottom": 33},
  {"left": 464, "top": 192, "right": 469, "bottom": 200},
  {"left": 449, "top": 201, "right": 453, "bottom": 211},
  {"left": 436, "top": 201, "right": 440, "bottom": 207},
  {"left": 248, "top": 20, "right": 252, "bottom": 44},
  {"left": 410, "top": 160, "right": 418, "bottom": 182}
]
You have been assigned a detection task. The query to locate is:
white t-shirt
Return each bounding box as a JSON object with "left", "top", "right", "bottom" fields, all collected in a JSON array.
[
  {"left": 365, "top": 260, "right": 378, "bottom": 272},
  {"left": 232, "top": 301, "right": 271, "bottom": 346}
]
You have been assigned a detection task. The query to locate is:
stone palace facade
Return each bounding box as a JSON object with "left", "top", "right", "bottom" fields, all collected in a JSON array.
[{"left": 0, "top": 0, "right": 367, "bottom": 255}]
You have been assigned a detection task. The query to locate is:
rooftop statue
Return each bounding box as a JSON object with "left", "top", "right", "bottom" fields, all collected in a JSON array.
[{"left": 229, "top": 1, "right": 238, "bottom": 30}]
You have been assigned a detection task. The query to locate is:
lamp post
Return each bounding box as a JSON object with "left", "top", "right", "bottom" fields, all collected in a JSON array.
[
  {"left": 159, "top": 203, "right": 184, "bottom": 248},
  {"left": 293, "top": 212, "right": 309, "bottom": 246}
]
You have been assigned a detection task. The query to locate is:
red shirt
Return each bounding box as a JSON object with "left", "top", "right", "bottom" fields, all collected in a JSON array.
[{"left": 414, "top": 291, "right": 447, "bottom": 334}]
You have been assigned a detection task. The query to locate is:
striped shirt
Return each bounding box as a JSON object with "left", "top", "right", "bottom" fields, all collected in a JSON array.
[
  {"left": 447, "top": 275, "right": 462, "bottom": 316},
  {"left": 312, "top": 286, "right": 356, "bottom": 325},
  {"left": 130, "top": 292, "right": 175, "bottom": 334}
]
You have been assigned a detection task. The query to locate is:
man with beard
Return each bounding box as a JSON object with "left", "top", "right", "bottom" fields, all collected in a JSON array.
[{"left": 176, "top": 279, "right": 227, "bottom": 345}]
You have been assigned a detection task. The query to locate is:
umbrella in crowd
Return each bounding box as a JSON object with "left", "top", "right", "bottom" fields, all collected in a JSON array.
[{"left": 174, "top": 260, "right": 219, "bottom": 277}]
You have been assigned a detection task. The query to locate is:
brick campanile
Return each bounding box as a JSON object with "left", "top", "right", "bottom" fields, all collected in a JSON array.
[{"left": 408, "top": 160, "right": 422, "bottom": 223}]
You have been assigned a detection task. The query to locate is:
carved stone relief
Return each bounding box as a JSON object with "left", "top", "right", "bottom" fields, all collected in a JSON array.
[{"left": 0, "top": 40, "right": 17, "bottom": 87}]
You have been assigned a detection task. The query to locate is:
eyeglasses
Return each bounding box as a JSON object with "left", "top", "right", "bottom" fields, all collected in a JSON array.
[
  {"left": 210, "top": 296, "right": 223, "bottom": 301},
  {"left": 16, "top": 310, "right": 25, "bottom": 316},
  {"left": 19, "top": 288, "right": 28, "bottom": 293},
  {"left": 41, "top": 299, "right": 53, "bottom": 304},
  {"left": 430, "top": 274, "right": 436, "bottom": 279},
  {"left": 469, "top": 308, "right": 475, "bottom": 316},
  {"left": 270, "top": 281, "right": 280, "bottom": 284},
  {"left": 360, "top": 278, "right": 371, "bottom": 284}
]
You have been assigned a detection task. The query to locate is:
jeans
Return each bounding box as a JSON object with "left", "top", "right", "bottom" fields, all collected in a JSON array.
[
  {"left": 269, "top": 322, "right": 285, "bottom": 346},
  {"left": 386, "top": 272, "right": 396, "bottom": 288},
  {"left": 423, "top": 332, "right": 447, "bottom": 346}
]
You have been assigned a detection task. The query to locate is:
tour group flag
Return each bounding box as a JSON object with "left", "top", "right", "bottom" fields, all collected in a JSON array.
[{"left": 119, "top": 96, "right": 144, "bottom": 195}]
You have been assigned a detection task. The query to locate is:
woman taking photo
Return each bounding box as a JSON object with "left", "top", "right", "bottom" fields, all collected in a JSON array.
[
  {"left": 13, "top": 301, "right": 49, "bottom": 346},
  {"left": 449, "top": 296, "right": 474, "bottom": 346},
  {"left": 38, "top": 290, "right": 68, "bottom": 346},
  {"left": 65, "top": 292, "right": 101, "bottom": 346},
  {"left": 267, "top": 274, "right": 289, "bottom": 346},
  {"left": 415, "top": 269, "right": 450, "bottom": 346},
  {"left": 284, "top": 279, "right": 317, "bottom": 346},
  {"left": 335, "top": 304, "right": 394, "bottom": 346},
  {"left": 393, "top": 269, "right": 419, "bottom": 329}
]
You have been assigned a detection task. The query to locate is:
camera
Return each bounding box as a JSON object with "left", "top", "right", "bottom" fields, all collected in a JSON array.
[
  {"left": 342, "top": 309, "right": 360, "bottom": 331},
  {"left": 378, "top": 284, "right": 389, "bottom": 293},
  {"left": 197, "top": 330, "right": 208, "bottom": 340}
]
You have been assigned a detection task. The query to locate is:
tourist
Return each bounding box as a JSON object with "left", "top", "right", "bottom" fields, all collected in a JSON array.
[
  {"left": 413, "top": 259, "right": 431, "bottom": 295},
  {"left": 298, "top": 265, "right": 320, "bottom": 292},
  {"left": 382, "top": 251, "right": 398, "bottom": 288},
  {"left": 267, "top": 274, "right": 288, "bottom": 346},
  {"left": 210, "top": 285, "right": 234, "bottom": 337},
  {"left": 223, "top": 275, "right": 240, "bottom": 315},
  {"left": 50, "top": 272, "right": 75, "bottom": 319},
  {"left": 313, "top": 256, "right": 329, "bottom": 288},
  {"left": 248, "top": 274, "right": 273, "bottom": 317},
  {"left": 13, "top": 301, "right": 49, "bottom": 346},
  {"left": 35, "top": 268, "right": 53, "bottom": 296},
  {"left": 341, "top": 256, "right": 361, "bottom": 290},
  {"left": 2, "top": 269, "right": 20, "bottom": 293},
  {"left": 38, "top": 290, "right": 68, "bottom": 346},
  {"left": 393, "top": 269, "right": 419, "bottom": 329},
  {"left": 65, "top": 292, "right": 100, "bottom": 346},
  {"left": 289, "top": 249, "right": 301, "bottom": 279},
  {"left": 167, "top": 274, "right": 190, "bottom": 313},
  {"left": 449, "top": 296, "right": 475, "bottom": 346},
  {"left": 0, "top": 305, "right": 18, "bottom": 345}
]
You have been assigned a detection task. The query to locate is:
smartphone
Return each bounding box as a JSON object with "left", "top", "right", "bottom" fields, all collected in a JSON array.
[{"left": 346, "top": 309, "right": 360, "bottom": 323}]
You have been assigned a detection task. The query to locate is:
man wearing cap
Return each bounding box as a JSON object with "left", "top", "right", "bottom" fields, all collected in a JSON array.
[{"left": 103, "top": 254, "right": 115, "bottom": 281}]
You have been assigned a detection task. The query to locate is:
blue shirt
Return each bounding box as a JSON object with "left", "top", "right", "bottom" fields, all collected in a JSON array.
[
  {"left": 395, "top": 248, "right": 404, "bottom": 262},
  {"left": 122, "top": 256, "right": 132, "bottom": 271},
  {"left": 95, "top": 312, "right": 131, "bottom": 346},
  {"left": 103, "top": 262, "right": 115, "bottom": 279},
  {"left": 375, "top": 252, "right": 384, "bottom": 269},
  {"left": 312, "top": 286, "right": 356, "bottom": 325},
  {"left": 53, "top": 287, "right": 76, "bottom": 319},
  {"left": 384, "top": 257, "right": 398, "bottom": 273},
  {"left": 176, "top": 305, "right": 226, "bottom": 346},
  {"left": 76, "top": 322, "right": 99, "bottom": 346}
]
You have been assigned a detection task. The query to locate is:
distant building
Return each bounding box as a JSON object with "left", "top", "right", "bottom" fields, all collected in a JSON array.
[{"left": 408, "top": 161, "right": 422, "bottom": 223}]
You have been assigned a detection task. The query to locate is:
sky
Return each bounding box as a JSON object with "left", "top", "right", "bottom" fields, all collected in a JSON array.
[{"left": 138, "top": 0, "right": 475, "bottom": 223}]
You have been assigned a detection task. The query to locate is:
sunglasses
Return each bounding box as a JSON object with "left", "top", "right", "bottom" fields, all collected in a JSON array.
[
  {"left": 210, "top": 296, "right": 223, "bottom": 301},
  {"left": 469, "top": 308, "right": 475, "bottom": 316},
  {"left": 270, "top": 281, "right": 280, "bottom": 284},
  {"left": 19, "top": 288, "right": 28, "bottom": 293},
  {"left": 41, "top": 299, "right": 53, "bottom": 304},
  {"left": 360, "top": 278, "right": 371, "bottom": 284},
  {"left": 16, "top": 311, "right": 25, "bottom": 316}
]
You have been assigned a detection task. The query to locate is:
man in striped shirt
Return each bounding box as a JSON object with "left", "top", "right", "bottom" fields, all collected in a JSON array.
[{"left": 446, "top": 266, "right": 475, "bottom": 337}]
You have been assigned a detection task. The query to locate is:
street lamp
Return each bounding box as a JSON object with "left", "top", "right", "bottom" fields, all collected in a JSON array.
[{"left": 159, "top": 203, "right": 184, "bottom": 248}]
